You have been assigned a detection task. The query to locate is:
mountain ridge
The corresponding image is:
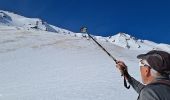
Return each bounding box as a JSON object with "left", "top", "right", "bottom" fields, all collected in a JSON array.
[{"left": 0, "top": 10, "right": 169, "bottom": 51}]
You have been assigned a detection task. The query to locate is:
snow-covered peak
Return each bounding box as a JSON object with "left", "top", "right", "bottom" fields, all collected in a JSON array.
[
  {"left": 106, "top": 32, "right": 141, "bottom": 49},
  {"left": 99, "top": 33, "right": 170, "bottom": 51},
  {"left": 0, "top": 10, "right": 73, "bottom": 34}
]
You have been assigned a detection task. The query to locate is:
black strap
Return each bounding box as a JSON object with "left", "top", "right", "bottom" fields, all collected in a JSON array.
[
  {"left": 124, "top": 76, "right": 130, "bottom": 89},
  {"left": 123, "top": 69, "right": 130, "bottom": 89}
]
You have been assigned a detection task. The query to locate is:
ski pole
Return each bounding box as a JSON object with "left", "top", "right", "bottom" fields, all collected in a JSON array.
[
  {"left": 87, "top": 33, "right": 117, "bottom": 62},
  {"left": 87, "top": 33, "right": 130, "bottom": 89}
]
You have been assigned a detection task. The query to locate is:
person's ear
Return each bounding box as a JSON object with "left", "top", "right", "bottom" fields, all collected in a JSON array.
[{"left": 145, "top": 67, "right": 151, "bottom": 77}]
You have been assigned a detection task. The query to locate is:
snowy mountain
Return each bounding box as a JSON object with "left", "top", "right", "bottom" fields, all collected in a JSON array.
[
  {"left": 0, "top": 10, "right": 73, "bottom": 34},
  {"left": 0, "top": 10, "right": 170, "bottom": 51},
  {"left": 95, "top": 33, "right": 170, "bottom": 51},
  {"left": 0, "top": 10, "right": 170, "bottom": 100},
  {"left": 107, "top": 33, "right": 141, "bottom": 49}
]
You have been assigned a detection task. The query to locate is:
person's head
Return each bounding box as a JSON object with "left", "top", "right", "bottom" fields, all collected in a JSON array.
[{"left": 137, "top": 50, "right": 170, "bottom": 84}]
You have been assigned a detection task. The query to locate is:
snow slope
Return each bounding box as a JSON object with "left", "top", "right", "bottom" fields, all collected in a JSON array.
[
  {"left": 0, "top": 10, "right": 73, "bottom": 34},
  {"left": 0, "top": 25, "right": 143, "bottom": 100}
]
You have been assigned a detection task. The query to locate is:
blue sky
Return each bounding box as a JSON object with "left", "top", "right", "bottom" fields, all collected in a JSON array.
[{"left": 0, "top": 0, "right": 170, "bottom": 43}]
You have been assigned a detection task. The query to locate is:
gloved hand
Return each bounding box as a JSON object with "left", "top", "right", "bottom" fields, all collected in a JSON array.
[{"left": 116, "top": 61, "right": 129, "bottom": 77}]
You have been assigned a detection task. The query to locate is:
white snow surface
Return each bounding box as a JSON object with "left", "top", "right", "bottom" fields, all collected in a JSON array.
[
  {"left": 0, "top": 10, "right": 170, "bottom": 100},
  {"left": 0, "top": 25, "right": 143, "bottom": 100}
]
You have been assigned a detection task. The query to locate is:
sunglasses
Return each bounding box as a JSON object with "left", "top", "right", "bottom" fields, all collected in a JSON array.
[{"left": 139, "top": 60, "right": 150, "bottom": 67}]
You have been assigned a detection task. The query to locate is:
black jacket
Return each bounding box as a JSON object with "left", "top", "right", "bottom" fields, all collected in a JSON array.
[{"left": 128, "top": 76, "right": 170, "bottom": 100}]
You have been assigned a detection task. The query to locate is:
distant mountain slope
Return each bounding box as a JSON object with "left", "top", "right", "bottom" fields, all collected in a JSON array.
[
  {"left": 95, "top": 33, "right": 170, "bottom": 51},
  {"left": 0, "top": 10, "right": 169, "bottom": 51},
  {"left": 0, "top": 10, "right": 73, "bottom": 33}
]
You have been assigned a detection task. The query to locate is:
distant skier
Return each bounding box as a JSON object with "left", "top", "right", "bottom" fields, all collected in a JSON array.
[{"left": 116, "top": 50, "right": 170, "bottom": 100}]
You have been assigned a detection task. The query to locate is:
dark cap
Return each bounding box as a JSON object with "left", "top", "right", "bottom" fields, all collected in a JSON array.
[{"left": 137, "top": 50, "right": 170, "bottom": 74}]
